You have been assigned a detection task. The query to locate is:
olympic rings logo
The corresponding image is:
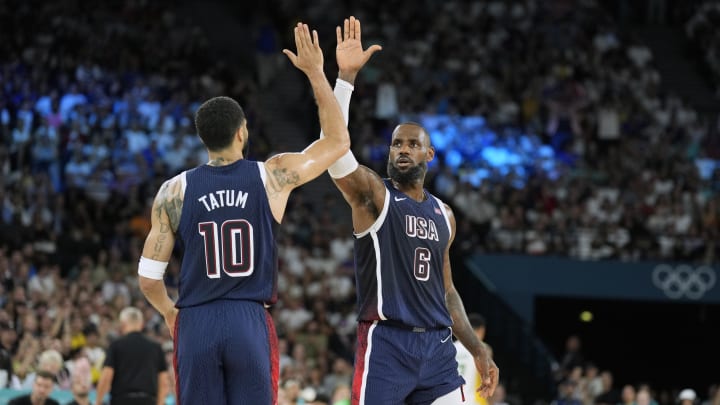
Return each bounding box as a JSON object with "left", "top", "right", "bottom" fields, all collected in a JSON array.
[{"left": 652, "top": 265, "right": 716, "bottom": 300}]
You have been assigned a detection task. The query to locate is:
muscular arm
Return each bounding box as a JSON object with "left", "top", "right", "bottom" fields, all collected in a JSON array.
[
  {"left": 138, "top": 176, "right": 182, "bottom": 322},
  {"left": 266, "top": 25, "right": 350, "bottom": 222},
  {"left": 331, "top": 166, "right": 386, "bottom": 233},
  {"left": 442, "top": 204, "right": 498, "bottom": 397},
  {"left": 442, "top": 205, "right": 485, "bottom": 356},
  {"left": 326, "top": 16, "right": 387, "bottom": 233},
  {"left": 94, "top": 367, "right": 114, "bottom": 405}
]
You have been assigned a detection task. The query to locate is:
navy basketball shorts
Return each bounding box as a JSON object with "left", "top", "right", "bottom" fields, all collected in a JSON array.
[
  {"left": 173, "top": 300, "right": 279, "bottom": 405},
  {"left": 351, "top": 321, "right": 465, "bottom": 405}
]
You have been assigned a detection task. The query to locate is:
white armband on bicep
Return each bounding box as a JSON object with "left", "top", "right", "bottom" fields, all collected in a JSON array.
[
  {"left": 138, "top": 256, "right": 168, "bottom": 280},
  {"left": 320, "top": 78, "right": 354, "bottom": 139}
]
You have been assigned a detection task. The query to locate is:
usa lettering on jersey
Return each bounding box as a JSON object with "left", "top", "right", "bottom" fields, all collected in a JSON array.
[
  {"left": 198, "top": 189, "right": 249, "bottom": 211},
  {"left": 404, "top": 215, "right": 439, "bottom": 241}
]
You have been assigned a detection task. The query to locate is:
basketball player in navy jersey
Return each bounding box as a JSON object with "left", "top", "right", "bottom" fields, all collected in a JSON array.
[
  {"left": 325, "top": 17, "right": 499, "bottom": 404},
  {"left": 137, "top": 23, "right": 350, "bottom": 405}
]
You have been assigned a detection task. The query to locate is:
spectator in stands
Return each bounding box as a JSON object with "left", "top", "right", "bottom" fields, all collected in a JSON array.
[
  {"left": 66, "top": 357, "right": 92, "bottom": 405},
  {"left": 12, "top": 349, "right": 68, "bottom": 391},
  {"left": 93, "top": 307, "right": 168, "bottom": 405},
  {"left": 0, "top": 322, "right": 16, "bottom": 388},
  {"left": 7, "top": 370, "right": 60, "bottom": 405}
]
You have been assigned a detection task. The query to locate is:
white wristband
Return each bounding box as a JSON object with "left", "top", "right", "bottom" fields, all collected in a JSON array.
[
  {"left": 328, "top": 150, "right": 359, "bottom": 178},
  {"left": 335, "top": 78, "right": 354, "bottom": 91},
  {"left": 138, "top": 256, "right": 169, "bottom": 280}
]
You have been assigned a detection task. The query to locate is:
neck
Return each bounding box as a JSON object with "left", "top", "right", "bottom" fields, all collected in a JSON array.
[
  {"left": 207, "top": 150, "right": 243, "bottom": 166},
  {"left": 391, "top": 180, "right": 426, "bottom": 201}
]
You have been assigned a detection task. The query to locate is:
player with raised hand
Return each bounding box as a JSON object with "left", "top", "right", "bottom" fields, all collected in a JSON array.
[
  {"left": 324, "top": 16, "right": 499, "bottom": 404},
  {"left": 138, "top": 22, "right": 350, "bottom": 405}
]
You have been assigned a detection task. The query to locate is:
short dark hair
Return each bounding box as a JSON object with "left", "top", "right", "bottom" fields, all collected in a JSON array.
[
  {"left": 468, "top": 313, "right": 486, "bottom": 329},
  {"left": 194, "top": 96, "right": 246, "bottom": 152},
  {"left": 35, "top": 370, "right": 56, "bottom": 381}
]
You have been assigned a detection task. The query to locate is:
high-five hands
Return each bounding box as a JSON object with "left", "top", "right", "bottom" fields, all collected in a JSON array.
[
  {"left": 336, "top": 16, "right": 382, "bottom": 77},
  {"left": 283, "top": 22, "right": 324, "bottom": 76}
]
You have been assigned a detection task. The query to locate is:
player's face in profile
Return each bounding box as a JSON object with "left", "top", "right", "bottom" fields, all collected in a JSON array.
[{"left": 387, "top": 125, "right": 432, "bottom": 185}]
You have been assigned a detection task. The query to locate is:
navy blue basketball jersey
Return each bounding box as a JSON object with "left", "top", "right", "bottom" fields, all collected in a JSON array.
[
  {"left": 353, "top": 179, "right": 453, "bottom": 328},
  {"left": 175, "top": 159, "right": 279, "bottom": 308}
]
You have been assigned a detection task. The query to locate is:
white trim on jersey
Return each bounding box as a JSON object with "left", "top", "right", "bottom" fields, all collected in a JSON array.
[
  {"left": 432, "top": 196, "right": 452, "bottom": 235},
  {"left": 370, "top": 231, "right": 387, "bottom": 320},
  {"left": 354, "top": 187, "right": 390, "bottom": 320},
  {"left": 257, "top": 162, "right": 267, "bottom": 186},
  {"left": 354, "top": 187, "right": 390, "bottom": 238},
  {"left": 359, "top": 321, "right": 378, "bottom": 405},
  {"left": 180, "top": 170, "right": 187, "bottom": 195}
]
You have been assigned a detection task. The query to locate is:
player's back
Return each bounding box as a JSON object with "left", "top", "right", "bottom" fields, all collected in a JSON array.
[
  {"left": 175, "top": 159, "right": 278, "bottom": 308},
  {"left": 353, "top": 179, "right": 453, "bottom": 328}
]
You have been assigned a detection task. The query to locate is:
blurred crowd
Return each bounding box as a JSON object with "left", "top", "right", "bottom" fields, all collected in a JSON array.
[
  {"left": 322, "top": 0, "right": 720, "bottom": 265},
  {"left": 0, "top": 0, "right": 719, "bottom": 404},
  {"left": 686, "top": 1, "right": 720, "bottom": 98},
  {"left": 549, "top": 334, "right": 720, "bottom": 405}
]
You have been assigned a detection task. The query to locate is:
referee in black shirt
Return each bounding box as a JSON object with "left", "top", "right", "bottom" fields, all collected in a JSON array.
[{"left": 94, "top": 307, "right": 169, "bottom": 405}]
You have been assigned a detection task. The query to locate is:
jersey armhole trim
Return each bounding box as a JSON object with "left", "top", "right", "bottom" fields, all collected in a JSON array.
[
  {"left": 432, "top": 196, "right": 452, "bottom": 233},
  {"left": 179, "top": 171, "right": 187, "bottom": 195},
  {"left": 354, "top": 187, "right": 390, "bottom": 238},
  {"left": 257, "top": 161, "right": 267, "bottom": 186}
]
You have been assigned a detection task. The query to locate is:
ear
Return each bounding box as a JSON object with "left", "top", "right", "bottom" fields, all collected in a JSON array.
[
  {"left": 426, "top": 146, "right": 435, "bottom": 163},
  {"left": 236, "top": 122, "right": 247, "bottom": 143}
]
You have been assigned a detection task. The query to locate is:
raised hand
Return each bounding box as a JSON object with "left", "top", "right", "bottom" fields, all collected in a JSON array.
[
  {"left": 336, "top": 16, "right": 382, "bottom": 79},
  {"left": 283, "top": 23, "right": 324, "bottom": 76}
]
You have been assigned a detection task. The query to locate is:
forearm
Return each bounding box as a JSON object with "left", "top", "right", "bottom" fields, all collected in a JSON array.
[
  {"left": 320, "top": 79, "right": 354, "bottom": 138},
  {"left": 447, "top": 288, "right": 488, "bottom": 358},
  {"left": 307, "top": 70, "right": 350, "bottom": 149},
  {"left": 94, "top": 371, "right": 112, "bottom": 405},
  {"left": 156, "top": 372, "right": 169, "bottom": 405},
  {"left": 138, "top": 277, "right": 175, "bottom": 316}
]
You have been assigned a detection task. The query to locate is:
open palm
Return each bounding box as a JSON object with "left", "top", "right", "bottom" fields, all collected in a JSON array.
[{"left": 336, "top": 16, "right": 381, "bottom": 74}]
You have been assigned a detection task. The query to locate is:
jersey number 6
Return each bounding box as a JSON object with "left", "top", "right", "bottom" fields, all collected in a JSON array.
[{"left": 198, "top": 220, "right": 254, "bottom": 278}]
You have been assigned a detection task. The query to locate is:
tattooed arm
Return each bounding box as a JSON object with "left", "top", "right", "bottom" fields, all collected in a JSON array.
[
  {"left": 442, "top": 203, "right": 499, "bottom": 399},
  {"left": 138, "top": 175, "right": 184, "bottom": 336},
  {"left": 263, "top": 22, "right": 350, "bottom": 223}
]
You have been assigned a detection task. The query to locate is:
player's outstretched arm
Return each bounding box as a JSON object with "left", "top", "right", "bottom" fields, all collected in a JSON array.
[
  {"left": 324, "top": 16, "right": 386, "bottom": 234},
  {"left": 138, "top": 175, "right": 182, "bottom": 336},
  {"left": 441, "top": 203, "right": 499, "bottom": 399},
  {"left": 263, "top": 22, "right": 350, "bottom": 222},
  {"left": 335, "top": 16, "right": 382, "bottom": 86}
]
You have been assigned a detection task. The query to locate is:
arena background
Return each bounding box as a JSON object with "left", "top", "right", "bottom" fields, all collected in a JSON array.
[{"left": 0, "top": 0, "right": 718, "bottom": 404}]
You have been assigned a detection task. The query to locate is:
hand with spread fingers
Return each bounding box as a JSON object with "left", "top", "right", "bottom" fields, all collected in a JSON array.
[
  {"left": 283, "top": 22, "right": 325, "bottom": 76},
  {"left": 336, "top": 16, "right": 382, "bottom": 81}
]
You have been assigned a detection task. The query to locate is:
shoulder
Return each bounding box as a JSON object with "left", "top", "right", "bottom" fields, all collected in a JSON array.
[
  {"left": 429, "top": 193, "right": 453, "bottom": 214},
  {"left": 156, "top": 172, "right": 186, "bottom": 200}
]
